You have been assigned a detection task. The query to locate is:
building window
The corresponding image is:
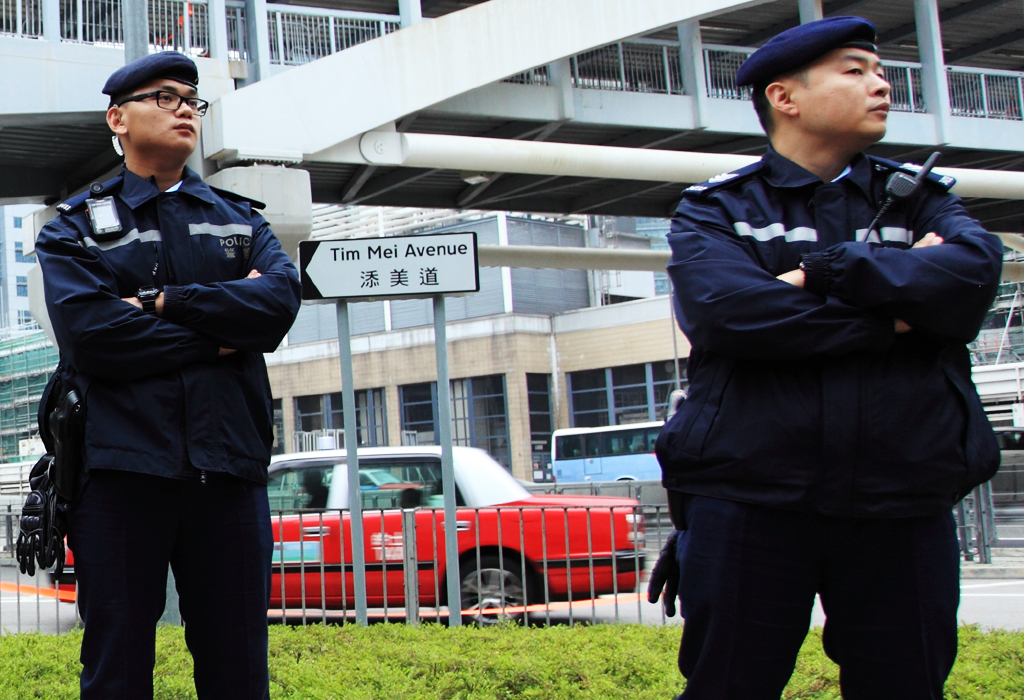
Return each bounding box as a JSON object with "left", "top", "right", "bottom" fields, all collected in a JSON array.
[
  {"left": 294, "top": 389, "right": 387, "bottom": 447},
  {"left": 327, "top": 388, "right": 387, "bottom": 447},
  {"left": 14, "top": 242, "right": 29, "bottom": 263},
  {"left": 566, "top": 368, "right": 608, "bottom": 428},
  {"left": 454, "top": 375, "right": 510, "bottom": 469},
  {"left": 294, "top": 395, "right": 324, "bottom": 433},
  {"left": 568, "top": 360, "right": 686, "bottom": 427},
  {"left": 400, "top": 382, "right": 437, "bottom": 446},
  {"left": 16, "top": 310, "right": 36, "bottom": 329},
  {"left": 526, "top": 374, "right": 554, "bottom": 481},
  {"left": 16, "top": 276, "right": 27, "bottom": 297},
  {"left": 271, "top": 398, "right": 285, "bottom": 455},
  {"left": 400, "top": 375, "right": 511, "bottom": 469},
  {"left": 12, "top": 217, "right": 22, "bottom": 228}
]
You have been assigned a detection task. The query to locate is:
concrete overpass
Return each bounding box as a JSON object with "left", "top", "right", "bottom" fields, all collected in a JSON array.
[{"left": 4, "top": 0, "right": 1024, "bottom": 230}]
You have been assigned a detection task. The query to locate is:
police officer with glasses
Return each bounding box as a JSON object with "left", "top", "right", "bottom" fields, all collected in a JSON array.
[
  {"left": 35, "top": 51, "right": 301, "bottom": 699},
  {"left": 648, "top": 17, "right": 1003, "bottom": 700}
]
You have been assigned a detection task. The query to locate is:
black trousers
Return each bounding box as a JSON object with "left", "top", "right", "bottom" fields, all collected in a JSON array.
[
  {"left": 67, "top": 469, "right": 274, "bottom": 700},
  {"left": 673, "top": 495, "right": 960, "bottom": 700}
]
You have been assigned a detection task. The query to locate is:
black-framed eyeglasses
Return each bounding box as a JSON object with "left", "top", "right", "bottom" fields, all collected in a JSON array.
[{"left": 116, "top": 90, "right": 209, "bottom": 117}]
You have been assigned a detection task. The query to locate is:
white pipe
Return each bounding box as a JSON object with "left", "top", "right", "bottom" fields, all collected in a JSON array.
[
  {"left": 477, "top": 243, "right": 1024, "bottom": 282},
  {"left": 356, "top": 132, "right": 1024, "bottom": 200}
]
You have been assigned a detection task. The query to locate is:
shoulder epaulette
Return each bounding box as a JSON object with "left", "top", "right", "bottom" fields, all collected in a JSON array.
[
  {"left": 55, "top": 175, "right": 124, "bottom": 215},
  {"left": 680, "top": 160, "right": 766, "bottom": 198},
  {"left": 209, "top": 185, "right": 267, "bottom": 211},
  {"left": 868, "top": 155, "right": 956, "bottom": 191}
]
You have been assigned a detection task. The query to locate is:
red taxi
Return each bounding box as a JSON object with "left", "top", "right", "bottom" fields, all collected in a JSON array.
[{"left": 268, "top": 446, "right": 645, "bottom": 622}]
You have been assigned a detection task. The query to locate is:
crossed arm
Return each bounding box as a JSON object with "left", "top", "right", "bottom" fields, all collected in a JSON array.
[
  {"left": 776, "top": 232, "right": 946, "bottom": 334},
  {"left": 669, "top": 196, "right": 1003, "bottom": 360},
  {"left": 122, "top": 268, "right": 264, "bottom": 356},
  {"left": 36, "top": 217, "right": 301, "bottom": 382}
]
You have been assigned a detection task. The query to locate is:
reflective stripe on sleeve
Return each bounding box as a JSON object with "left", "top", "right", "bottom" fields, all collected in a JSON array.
[{"left": 733, "top": 222, "right": 818, "bottom": 243}]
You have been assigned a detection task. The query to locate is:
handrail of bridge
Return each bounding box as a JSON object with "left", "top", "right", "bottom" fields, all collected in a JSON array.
[
  {"left": 476, "top": 242, "right": 1024, "bottom": 283},
  {"left": 5, "top": 0, "right": 1024, "bottom": 125}
]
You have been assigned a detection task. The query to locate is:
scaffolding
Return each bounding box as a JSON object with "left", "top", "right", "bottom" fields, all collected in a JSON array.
[{"left": 0, "top": 329, "right": 57, "bottom": 461}]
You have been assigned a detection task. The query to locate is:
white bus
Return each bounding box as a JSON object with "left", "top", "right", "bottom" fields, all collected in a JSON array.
[{"left": 550, "top": 421, "right": 664, "bottom": 482}]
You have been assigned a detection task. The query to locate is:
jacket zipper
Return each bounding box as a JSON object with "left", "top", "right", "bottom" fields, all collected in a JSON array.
[{"left": 200, "top": 470, "right": 207, "bottom": 485}]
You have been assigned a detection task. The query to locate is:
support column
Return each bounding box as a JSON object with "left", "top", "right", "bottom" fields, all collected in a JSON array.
[
  {"left": 496, "top": 213, "right": 513, "bottom": 314},
  {"left": 123, "top": 0, "right": 150, "bottom": 63},
  {"left": 244, "top": 0, "right": 272, "bottom": 83},
  {"left": 798, "top": 0, "right": 823, "bottom": 23},
  {"left": 547, "top": 58, "right": 575, "bottom": 121},
  {"left": 914, "top": 0, "right": 952, "bottom": 144},
  {"left": 42, "top": 0, "right": 60, "bottom": 42},
  {"left": 398, "top": 0, "right": 422, "bottom": 27},
  {"left": 677, "top": 21, "right": 708, "bottom": 129},
  {"left": 207, "top": 0, "right": 229, "bottom": 60}
]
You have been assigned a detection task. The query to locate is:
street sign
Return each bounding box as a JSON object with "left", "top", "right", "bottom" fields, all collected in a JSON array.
[{"left": 299, "top": 232, "right": 479, "bottom": 301}]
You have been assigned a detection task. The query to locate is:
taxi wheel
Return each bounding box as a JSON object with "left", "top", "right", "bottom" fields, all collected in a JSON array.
[{"left": 459, "top": 554, "right": 530, "bottom": 626}]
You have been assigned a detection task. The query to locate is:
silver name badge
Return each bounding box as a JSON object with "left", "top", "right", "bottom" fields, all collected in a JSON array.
[{"left": 85, "top": 197, "right": 124, "bottom": 241}]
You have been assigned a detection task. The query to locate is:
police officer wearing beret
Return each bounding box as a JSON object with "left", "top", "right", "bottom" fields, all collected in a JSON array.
[
  {"left": 647, "top": 17, "right": 1003, "bottom": 700},
  {"left": 35, "top": 52, "right": 301, "bottom": 699}
]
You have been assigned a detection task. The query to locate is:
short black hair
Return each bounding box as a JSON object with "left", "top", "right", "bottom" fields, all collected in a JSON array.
[{"left": 752, "top": 82, "right": 774, "bottom": 135}]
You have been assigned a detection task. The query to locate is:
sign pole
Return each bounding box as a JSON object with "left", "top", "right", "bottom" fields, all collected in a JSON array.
[
  {"left": 433, "top": 295, "right": 462, "bottom": 627},
  {"left": 300, "top": 233, "right": 480, "bottom": 628},
  {"left": 337, "top": 299, "right": 368, "bottom": 625}
]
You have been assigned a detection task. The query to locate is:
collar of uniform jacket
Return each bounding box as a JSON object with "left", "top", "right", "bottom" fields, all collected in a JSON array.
[
  {"left": 761, "top": 146, "right": 875, "bottom": 201},
  {"left": 118, "top": 165, "right": 219, "bottom": 209}
]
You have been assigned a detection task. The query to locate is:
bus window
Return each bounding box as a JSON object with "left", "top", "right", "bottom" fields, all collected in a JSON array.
[
  {"left": 644, "top": 428, "right": 660, "bottom": 452},
  {"left": 605, "top": 432, "right": 626, "bottom": 456},
  {"left": 584, "top": 433, "right": 602, "bottom": 458},
  {"left": 626, "top": 429, "right": 647, "bottom": 454},
  {"left": 556, "top": 434, "right": 583, "bottom": 459}
]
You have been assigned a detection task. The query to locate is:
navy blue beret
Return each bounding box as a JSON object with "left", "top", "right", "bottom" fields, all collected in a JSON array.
[
  {"left": 736, "top": 16, "right": 876, "bottom": 87},
  {"left": 103, "top": 51, "right": 199, "bottom": 100}
]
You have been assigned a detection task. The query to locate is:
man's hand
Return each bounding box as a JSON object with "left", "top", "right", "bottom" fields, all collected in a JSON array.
[
  {"left": 647, "top": 530, "right": 681, "bottom": 617},
  {"left": 777, "top": 269, "right": 805, "bottom": 287},
  {"left": 912, "top": 232, "right": 943, "bottom": 249}
]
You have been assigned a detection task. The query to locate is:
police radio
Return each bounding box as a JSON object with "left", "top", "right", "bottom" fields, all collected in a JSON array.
[{"left": 865, "top": 151, "right": 942, "bottom": 240}]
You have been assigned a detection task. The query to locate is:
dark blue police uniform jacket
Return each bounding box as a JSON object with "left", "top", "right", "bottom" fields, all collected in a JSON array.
[
  {"left": 657, "top": 148, "right": 1003, "bottom": 518},
  {"left": 35, "top": 166, "right": 301, "bottom": 483}
]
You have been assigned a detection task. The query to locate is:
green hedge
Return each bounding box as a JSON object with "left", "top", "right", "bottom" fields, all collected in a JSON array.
[{"left": 0, "top": 624, "right": 1020, "bottom": 699}]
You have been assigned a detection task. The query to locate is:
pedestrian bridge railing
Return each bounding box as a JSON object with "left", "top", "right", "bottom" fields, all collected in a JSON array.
[{"left": 5, "top": 0, "right": 1024, "bottom": 124}]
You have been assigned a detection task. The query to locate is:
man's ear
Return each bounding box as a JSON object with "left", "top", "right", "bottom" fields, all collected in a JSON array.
[
  {"left": 106, "top": 106, "right": 128, "bottom": 136},
  {"left": 765, "top": 81, "right": 800, "bottom": 120}
]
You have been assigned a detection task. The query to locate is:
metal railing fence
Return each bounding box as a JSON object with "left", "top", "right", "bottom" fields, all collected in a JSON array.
[
  {"left": 225, "top": 0, "right": 245, "bottom": 61},
  {"left": 884, "top": 61, "right": 925, "bottom": 113},
  {"left": 267, "top": 503, "right": 664, "bottom": 627},
  {"left": 0, "top": 502, "right": 79, "bottom": 636},
  {"left": 948, "top": 65, "right": 1024, "bottom": 121},
  {"left": 0, "top": 483, "right": 1021, "bottom": 634},
  {"left": 59, "top": 0, "right": 209, "bottom": 55},
  {"left": 0, "top": 0, "right": 42, "bottom": 37},
  {"left": 266, "top": 5, "right": 397, "bottom": 66},
  {"left": 291, "top": 428, "right": 345, "bottom": 453},
  {"left": 571, "top": 39, "right": 684, "bottom": 95},
  {"left": 504, "top": 65, "right": 550, "bottom": 86},
  {"left": 703, "top": 44, "right": 753, "bottom": 101}
]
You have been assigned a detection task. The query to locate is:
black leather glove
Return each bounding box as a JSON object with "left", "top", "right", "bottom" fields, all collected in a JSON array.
[
  {"left": 15, "top": 455, "right": 66, "bottom": 578},
  {"left": 647, "top": 529, "right": 681, "bottom": 617},
  {"left": 16, "top": 486, "right": 46, "bottom": 577}
]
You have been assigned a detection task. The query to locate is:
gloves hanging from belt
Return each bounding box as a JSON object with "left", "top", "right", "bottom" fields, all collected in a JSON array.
[
  {"left": 647, "top": 529, "right": 681, "bottom": 617},
  {"left": 15, "top": 454, "right": 68, "bottom": 578}
]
